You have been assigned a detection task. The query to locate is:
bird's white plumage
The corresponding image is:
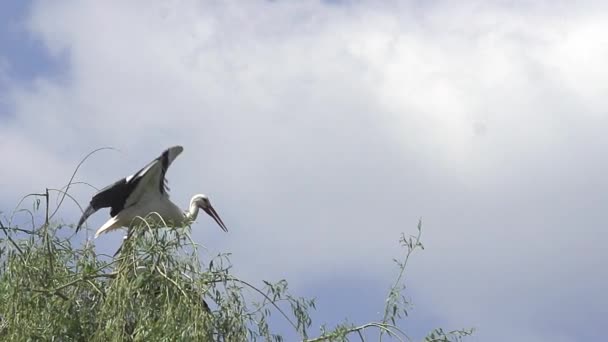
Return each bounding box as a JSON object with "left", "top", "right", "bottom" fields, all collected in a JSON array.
[{"left": 94, "top": 195, "right": 183, "bottom": 237}]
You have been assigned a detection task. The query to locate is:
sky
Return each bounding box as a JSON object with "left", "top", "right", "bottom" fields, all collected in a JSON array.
[{"left": 1, "top": 0, "right": 607, "bottom": 340}]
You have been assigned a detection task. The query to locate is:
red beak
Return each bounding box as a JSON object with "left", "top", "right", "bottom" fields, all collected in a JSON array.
[{"left": 203, "top": 205, "right": 228, "bottom": 232}]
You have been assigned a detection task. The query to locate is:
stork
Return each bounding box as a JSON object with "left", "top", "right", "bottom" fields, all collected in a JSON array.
[{"left": 76, "top": 146, "right": 227, "bottom": 238}]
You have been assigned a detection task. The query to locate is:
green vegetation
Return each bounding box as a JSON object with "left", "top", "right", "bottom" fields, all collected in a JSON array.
[{"left": 0, "top": 191, "right": 473, "bottom": 341}]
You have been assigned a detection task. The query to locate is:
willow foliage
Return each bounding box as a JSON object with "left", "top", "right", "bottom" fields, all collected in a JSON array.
[{"left": 0, "top": 198, "right": 472, "bottom": 341}]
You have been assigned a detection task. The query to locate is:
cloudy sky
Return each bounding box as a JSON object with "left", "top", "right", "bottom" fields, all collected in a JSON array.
[{"left": 1, "top": 1, "right": 607, "bottom": 340}]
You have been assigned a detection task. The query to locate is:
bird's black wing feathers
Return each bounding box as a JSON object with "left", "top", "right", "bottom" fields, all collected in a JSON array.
[
  {"left": 75, "top": 146, "right": 183, "bottom": 232},
  {"left": 159, "top": 147, "right": 172, "bottom": 194},
  {"left": 75, "top": 176, "right": 143, "bottom": 231},
  {"left": 74, "top": 155, "right": 155, "bottom": 232},
  {"left": 93, "top": 177, "right": 143, "bottom": 217}
]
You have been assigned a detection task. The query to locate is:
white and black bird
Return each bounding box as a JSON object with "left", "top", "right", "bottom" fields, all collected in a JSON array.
[{"left": 76, "top": 146, "right": 227, "bottom": 238}]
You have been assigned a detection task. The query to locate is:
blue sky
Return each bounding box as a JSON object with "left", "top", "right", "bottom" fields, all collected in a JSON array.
[
  {"left": 0, "top": 2, "right": 46, "bottom": 80},
  {"left": 0, "top": 2, "right": 64, "bottom": 93},
  {"left": 1, "top": 1, "right": 607, "bottom": 341}
]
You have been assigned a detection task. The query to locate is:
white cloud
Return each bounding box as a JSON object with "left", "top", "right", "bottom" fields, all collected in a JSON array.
[{"left": 1, "top": 1, "right": 607, "bottom": 340}]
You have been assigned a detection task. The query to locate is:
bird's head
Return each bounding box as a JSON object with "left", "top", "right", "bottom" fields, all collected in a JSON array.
[{"left": 192, "top": 194, "right": 228, "bottom": 232}]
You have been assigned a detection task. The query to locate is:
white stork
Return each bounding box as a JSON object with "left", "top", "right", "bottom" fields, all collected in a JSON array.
[{"left": 76, "top": 145, "right": 227, "bottom": 238}]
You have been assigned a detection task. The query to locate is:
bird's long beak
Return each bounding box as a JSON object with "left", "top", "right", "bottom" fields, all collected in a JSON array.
[{"left": 203, "top": 205, "right": 228, "bottom": 232}]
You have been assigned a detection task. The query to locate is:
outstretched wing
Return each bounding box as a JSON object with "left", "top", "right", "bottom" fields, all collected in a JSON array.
[{"left": 76, "top": 146, "right": 184, "bottom": 232}]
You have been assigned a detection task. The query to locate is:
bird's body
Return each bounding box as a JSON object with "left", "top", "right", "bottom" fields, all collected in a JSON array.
[
  {"left": 93, "top": 194, "right": 183, "bottom": 237},
  {"left": 77, "top": 146, "right": 227, "bottom": 238}
]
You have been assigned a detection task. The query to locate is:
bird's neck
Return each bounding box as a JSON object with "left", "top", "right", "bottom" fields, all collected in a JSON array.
[{"left": 185, "top": 199, "right": 200, "bottom": 223}]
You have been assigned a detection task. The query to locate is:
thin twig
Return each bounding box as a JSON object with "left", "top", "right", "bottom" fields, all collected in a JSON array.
[
  {"left": 10, "top": 209, "right": 37, "bottom": 231},
  {"left": 304, "top": 322, "right": 407, "bottom": 342},
  {"left": 8, "top": 193, "right": 47, "bottom": 227},
  {"left": 48, "top": 147, "right": 117, "bottom": 221},
  {"left": 156, "top": 265, "right": 189, "bottom": 300},
  {"left": 228, "top": 277, "right": 302, "bottom": 339},
  {"left": 27, "top": 272, "right": 117, "bottom": 296},
  {"left": 44, "top": 188, "right": 54, "bottom": 279},
  {"left": 0, "top": 219, "right": 24, "bottom": 256}
]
